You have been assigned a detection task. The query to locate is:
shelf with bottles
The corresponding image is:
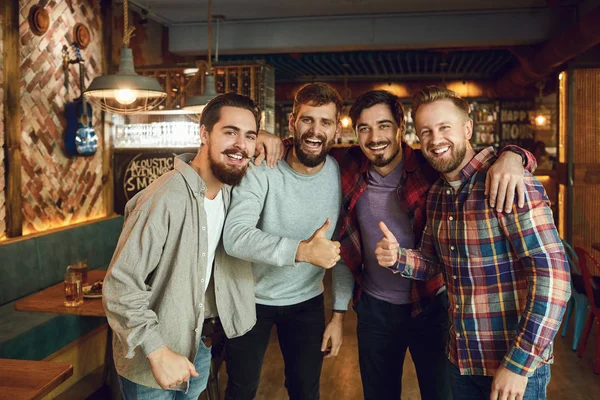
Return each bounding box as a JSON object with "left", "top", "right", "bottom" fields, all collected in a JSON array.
[
  {"left": 403, "top": 104, "right": 419, "bottom": 146},
  {"left": 471, "top": 101, "right": 499, "bottom": 149},
  {"left": 112, "top": 112, "right": 201, "bottom": 149}
]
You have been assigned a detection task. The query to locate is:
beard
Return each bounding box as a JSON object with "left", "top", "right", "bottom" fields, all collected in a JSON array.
[
  {"left": 209, "top": 147, "right": 250, "bottom": 187},
  {"left": 366, "top": 140, "right": 400, "bottom": 168},
  {"left": 423, "top": 142, "right": 467, "bottom": 174},
  {"left": 294, "top": 132, "right": 335, "bottom": 168}
]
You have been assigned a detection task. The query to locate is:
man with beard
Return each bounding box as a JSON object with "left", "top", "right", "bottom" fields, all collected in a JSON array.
[
  {"left": 222, "top": 83, "right": 354, "bottom": 400},
  {"left": 103, "top": 93, "right": 265, "bottom": 399},
  {"left": 338, "top": 90, "right": 535, "bottom": 400},
  {"left": 376, "top": 86, "right": 570, "bottom": 400}
]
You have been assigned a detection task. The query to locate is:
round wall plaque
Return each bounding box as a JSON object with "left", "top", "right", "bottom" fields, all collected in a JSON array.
[
  {"left": 73, "top": 23, "right": 91, "bottom": 49},
  {"left": 28, "top": 5, "right": 50, "bottom": 36}
]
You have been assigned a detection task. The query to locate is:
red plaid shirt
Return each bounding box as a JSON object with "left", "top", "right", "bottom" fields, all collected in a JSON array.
[
  {"left": 333, "top": 143, "right": 445, "bottom": 316},
  {"left": 394, "top": 147, "right": 569, "bottom": 377}
]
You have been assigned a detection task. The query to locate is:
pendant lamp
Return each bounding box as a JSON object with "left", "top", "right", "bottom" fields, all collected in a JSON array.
[
  {"left": 183, "top": 0, "right": 218, "bottom": 113},
  {"left": 84, "top": 0, "right": 166, "bottom": 114}
]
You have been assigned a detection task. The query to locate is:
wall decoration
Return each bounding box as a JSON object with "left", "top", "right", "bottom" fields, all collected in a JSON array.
[
  {"left": 73, "top": 23, "right": 91, "bottom": 49},
  {"left": 28, "top": 5, "right": 50, "bottom": 36}
]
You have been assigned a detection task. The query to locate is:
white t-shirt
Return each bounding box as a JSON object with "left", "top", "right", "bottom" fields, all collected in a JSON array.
[
  {"left": 448, "top": 180, "right": 462, "bottom": 191},
  {"left": 203, "top": 190, "right": 225, "bottom": 291}
]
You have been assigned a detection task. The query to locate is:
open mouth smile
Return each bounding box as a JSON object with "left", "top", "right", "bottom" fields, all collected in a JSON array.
[
  {"left": 302, "top": 136, "right": 325, "bottom": 152},
  {"left": 430, "top": 146, "right": 450, "bottom": 156}
]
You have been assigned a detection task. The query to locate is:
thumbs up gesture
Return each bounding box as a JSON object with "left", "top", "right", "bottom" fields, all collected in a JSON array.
[
  {"left": 296, "top": 219, "right": 341, "bottom": 269},
  {"left": 375, "top": 221, "right": 399, "bottom": 267}
]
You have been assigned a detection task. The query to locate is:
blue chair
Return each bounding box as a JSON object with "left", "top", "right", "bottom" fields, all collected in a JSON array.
[{"left": 561, "top": 240, "right": 589, "bottom": 350}]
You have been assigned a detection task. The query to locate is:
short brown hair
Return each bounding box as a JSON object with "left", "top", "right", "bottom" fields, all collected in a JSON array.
[
  {"left": 292, "top": 83, "right": 343, "bottom": 120},
  {"left": 411, "top": 86, "right": 470, "bottom": 123},
  {"left": 201, "top": 92, "right": 261, "bottom": 132}
]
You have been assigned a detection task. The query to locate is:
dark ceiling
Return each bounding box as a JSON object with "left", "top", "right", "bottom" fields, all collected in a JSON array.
[{"left": 216, "top": 49, "right": 516, "bottom": 83}]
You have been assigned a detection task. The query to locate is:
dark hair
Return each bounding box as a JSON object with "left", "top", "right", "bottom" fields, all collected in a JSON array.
[
  {"left": 349, "top": 90, "right": 406, "bottom": 133},
  {"left": 200, "top": 92, "right": 261, "bottom": 132},
  {"left": 292, "top": 83, "right": 343, "bottom": 119},
  {"left": 411, "top": 85, "right": 470, "bottom": 122}
]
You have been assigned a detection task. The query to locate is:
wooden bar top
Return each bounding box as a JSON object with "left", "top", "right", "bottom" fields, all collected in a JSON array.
[
  {"left": 14, "top": 270, "right": 107, "bottom": 317},
  {"left": 0, "top": 359, "right": 73, "bottom": 400}
]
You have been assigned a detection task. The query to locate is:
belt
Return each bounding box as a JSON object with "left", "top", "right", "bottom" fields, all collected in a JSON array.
[{"left": 200, "top": 317, "right": 222, "bottom": 348}]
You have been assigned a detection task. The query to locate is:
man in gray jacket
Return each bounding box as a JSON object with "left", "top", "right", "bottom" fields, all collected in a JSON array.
[{"left": 103, "top": 92, "right": 263, "bottom": 399}]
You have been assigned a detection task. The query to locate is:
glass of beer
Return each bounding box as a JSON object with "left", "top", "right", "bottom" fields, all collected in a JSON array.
[
  {"left": 64, "top": 267, "right": 83, "bottom": 307},
  {"left": 70, "top": 260, "right": 88, "bottom": 284}
]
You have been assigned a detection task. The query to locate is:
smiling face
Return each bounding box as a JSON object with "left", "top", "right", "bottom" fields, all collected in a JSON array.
[
  {"left": 415, "top": 99, "right": 474, "bottom": 180},
  {"left": 289, "top": 102, "right": 340, "bottom": 168},
  {"left": 356, "top": 103, "right": 403, "bottom": 174},
  {"left": 201, "top": 105, "right": 258, "bottom": 186}
]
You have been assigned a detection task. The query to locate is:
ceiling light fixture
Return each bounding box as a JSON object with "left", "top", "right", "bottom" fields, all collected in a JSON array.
[
  {"left": 83, "top": 0, "right": 166, "bottom": 114},
  {"left": 183, "top": 0, "right": 218, "bottom": 113}
]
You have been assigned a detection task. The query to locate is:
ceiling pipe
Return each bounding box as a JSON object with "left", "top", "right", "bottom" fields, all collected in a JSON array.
[{"left": 496, "top": 5, "right": 600, "bottom": 97}]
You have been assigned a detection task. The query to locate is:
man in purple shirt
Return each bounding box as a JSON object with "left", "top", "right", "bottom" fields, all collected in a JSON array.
[{"left": 340, "top": 90, "right": 530, "bottom": 400}]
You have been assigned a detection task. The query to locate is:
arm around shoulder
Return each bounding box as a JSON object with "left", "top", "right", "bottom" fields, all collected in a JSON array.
[{"left": 223, "top": 167, "right": 301, "bottom": 267}]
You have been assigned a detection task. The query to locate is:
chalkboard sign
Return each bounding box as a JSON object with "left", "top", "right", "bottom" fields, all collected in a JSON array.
[
  {"left": 499, "top": 100, "right": 536, "bottom": 149},
  {"left": 114, "top": 149, "right": 197, "bottom": 214}
]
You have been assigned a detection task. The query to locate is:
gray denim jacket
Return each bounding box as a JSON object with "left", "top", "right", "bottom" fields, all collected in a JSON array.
[{"left": 103, "top": 154, "right": 256, "bottom": 390}]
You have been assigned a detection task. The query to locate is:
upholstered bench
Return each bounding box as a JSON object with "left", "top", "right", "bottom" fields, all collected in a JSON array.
[{"left": 0, "top": 216, "right": 123, "bottom": 360}]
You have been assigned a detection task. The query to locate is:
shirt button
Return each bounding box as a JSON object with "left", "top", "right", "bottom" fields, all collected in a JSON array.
[
  {"left": 449, "top": 216, "right": 454, "bottom": 221},
  {"left": 194, "top": 328, "right": 199, "bottom": 333},
  {"left": 450, "top": 245, "right": 455, "bottom": 251},
  {"left": 202, "top": 253, "right": 206, "bottom": 257},
  {"left": 446, "top": 189, "right": 451, "bottom": 194},
  {"left": 456, "top": 332, "right": 460, "bottom": 338},
  {"left": 455, "top": 304, "right": 459, "bottom": 309},
  {"left": 201, "top": 279, "right": 205, "bottom": 283},
  {"left": 453, "top": 275, "right": 457, "bottom": 280},
  {"left": 202, "top": 226, "right": 206, "bottom": 231},
  {"left": 199, "top": 303, "right": 203, "bottom": 308}
]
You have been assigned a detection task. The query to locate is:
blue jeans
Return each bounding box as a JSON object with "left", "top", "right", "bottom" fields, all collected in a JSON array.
[
  {"left": 119, "top": 339, "right": 212, "bottom": 400},
  {"left": 449, "top": 360, "right": 551, "bottom": 400}
]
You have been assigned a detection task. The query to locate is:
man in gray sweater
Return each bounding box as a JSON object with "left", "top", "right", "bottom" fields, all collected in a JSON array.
[
  {"left": 103, "top": 93, "right": 265, "bottom": 399},
  {"left": 223, "top": 83, "right": 354, "bottom": 400}
]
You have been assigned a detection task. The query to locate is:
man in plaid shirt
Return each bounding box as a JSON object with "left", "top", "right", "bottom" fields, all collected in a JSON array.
[
  {"left": 376, "top": 86, "right": 570, "bottom": 400},
  {"left": 335, "top": 90, "right": 535, "bottom": 400}
]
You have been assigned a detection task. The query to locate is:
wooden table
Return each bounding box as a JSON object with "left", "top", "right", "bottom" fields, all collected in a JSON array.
[
  {"left": 0, "top": 359, "right": 73, "bottom": 399},
  {"left": 13, "top": 270, "right": 117, "bottom": 398},
  {"left": 14, "top": 270, "right": 106, "bottom": 316}
]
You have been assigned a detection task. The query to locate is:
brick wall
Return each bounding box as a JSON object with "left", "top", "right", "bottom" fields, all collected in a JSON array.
[
  {"left": 18, "top": 0, "right": 106, "bottom": 235},
  {"left": 0, "top": 22, "right": 5, "bottom": 240}
]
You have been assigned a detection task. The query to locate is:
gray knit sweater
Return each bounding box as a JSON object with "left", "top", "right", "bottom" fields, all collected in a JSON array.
[{"left": 223, "top": 155, "right": 353, "bottom": 309}]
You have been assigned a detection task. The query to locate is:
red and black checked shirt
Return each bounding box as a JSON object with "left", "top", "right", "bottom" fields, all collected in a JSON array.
[
  {"left": 394, "top": 147, "right": 571, "bottom": 377},
  {"left": 334, "top": 143, "right": 445, "bottom": 316}
]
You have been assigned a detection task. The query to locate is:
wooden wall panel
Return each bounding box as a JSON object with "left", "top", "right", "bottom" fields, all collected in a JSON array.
[
  {"left": 0, "top": 19, "right": 5, "bottom": 240},
  {"left": 570, "top": 68, "right": 600, "bottom": 253},
  {"left": 3, "top": 0, "right": 23, "bottom": 238},
  {"left": 572, "top": 69, "right": 600, "bottom": 164},
  {"left": 18, "top": 0, "right": 106, "bottom": 235},
  {"left": 572, "top": 185, "right": 600, "bottom": 253}
]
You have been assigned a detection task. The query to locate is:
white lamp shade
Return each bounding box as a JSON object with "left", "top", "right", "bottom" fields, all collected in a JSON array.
[{"left": 84, "top": 48, "right": 166, "bottom": 114}]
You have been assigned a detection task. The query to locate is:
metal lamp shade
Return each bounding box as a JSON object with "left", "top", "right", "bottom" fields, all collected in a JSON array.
[
  {"left": 183, "top": 74, "right": 218, "bottom": 113},
  {"left": 84, "top": 48, "right": 166, "bottom": 114}
]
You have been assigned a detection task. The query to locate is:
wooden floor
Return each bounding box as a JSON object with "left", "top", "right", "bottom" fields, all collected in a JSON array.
[{"left": 218, "top": 273, "right": 600, "bottom": 399}]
